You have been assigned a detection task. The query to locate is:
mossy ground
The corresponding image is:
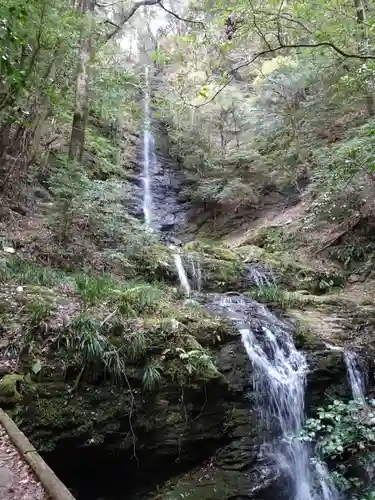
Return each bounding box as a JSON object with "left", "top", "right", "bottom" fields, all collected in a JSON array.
[{"left": 0, "top": 248, "right": 239, "bottom": 456}]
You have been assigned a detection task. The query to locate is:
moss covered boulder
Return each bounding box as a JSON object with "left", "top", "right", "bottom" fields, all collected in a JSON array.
[{"left": 237, "top": 244, "right": 345, "bottom": 293}]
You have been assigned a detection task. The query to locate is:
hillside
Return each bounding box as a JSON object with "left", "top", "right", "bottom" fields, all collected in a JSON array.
[{"left": 2, "top": 1, "right": 375, "bottom": 500}]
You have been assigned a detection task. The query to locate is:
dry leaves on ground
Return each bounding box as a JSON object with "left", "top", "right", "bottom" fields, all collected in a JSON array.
[{"left": 0, "top": 423, "right": 49, "bottom": 500}]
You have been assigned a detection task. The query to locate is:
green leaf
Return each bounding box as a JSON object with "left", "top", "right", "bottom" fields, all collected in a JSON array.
[{"left": 31, "top": 359, "right": 42, "bottom": 375}]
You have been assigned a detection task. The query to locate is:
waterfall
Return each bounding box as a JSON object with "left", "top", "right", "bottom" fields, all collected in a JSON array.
[
  {"left": 211, "top": 289, "right": 339, "bottom": 500},
  {"left": 142, "top": 66, "right": 153, "bottom": 227},
  {"left": 189, "top": 253, "right": 202, "bottom": 292},
  {"left": 344, "top": 349, "right": 366, "bottom": 404},
  {"left": 139, "top": 79, "right": 341, "bottom": 497},
  {"left": 170, "top": 245, "right": 191, "bottom": 296},
  {"left": 247, "top": 264, "right": 275, "bottom": 287}
]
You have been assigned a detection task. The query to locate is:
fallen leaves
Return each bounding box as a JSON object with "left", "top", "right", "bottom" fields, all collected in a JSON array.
[{"left": 0, "top": 423, "right": 49, "bottom": 500}]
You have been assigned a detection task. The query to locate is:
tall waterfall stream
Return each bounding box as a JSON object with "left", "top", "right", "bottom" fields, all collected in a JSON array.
[
  {"left": 140, "top": 68, "right": 369, "bottom": 500},
  {"left": 141, "top": 66, "right": 153, "bottom": 228}
]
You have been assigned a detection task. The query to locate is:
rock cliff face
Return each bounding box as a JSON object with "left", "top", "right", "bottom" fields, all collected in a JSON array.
[{"left": 5, "top": 328, "right": 257, "bottom": 499}]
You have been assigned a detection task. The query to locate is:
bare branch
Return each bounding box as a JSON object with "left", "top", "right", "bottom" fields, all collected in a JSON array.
[
  {"left": 105, "top": 0, "right": 160, "bottom": 41},
  {"left": 158, "top": 2, "right": 205, "bottom": 26},
  {"left": 104, "top": 0, "right": 203, "bottom": 42},
  {"left": 248, "top": 0, "right": 272, "bottom": 50},
  {"left": 193, "top": 41, "right": 375, "bottom": 107}
]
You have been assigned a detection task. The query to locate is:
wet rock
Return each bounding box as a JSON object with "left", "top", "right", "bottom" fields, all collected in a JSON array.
[
  {"left": 348, "top": 274, "right": 361, "bottom": 283},
  {"left": 305, "top": 350, "right": 349, "bottom": 413}
]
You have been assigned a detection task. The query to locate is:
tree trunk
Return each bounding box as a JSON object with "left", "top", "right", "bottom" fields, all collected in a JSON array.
[
  {"left": 69, "top": 0, "right": 95, "bottom": 162},
  {"left": 354, "top": 0, "right": 375, "bottom": 116}
]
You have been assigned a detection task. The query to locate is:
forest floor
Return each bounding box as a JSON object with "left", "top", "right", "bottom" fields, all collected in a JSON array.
[{"left": 0, "top": 422, "right": 48, "bottom": 500}]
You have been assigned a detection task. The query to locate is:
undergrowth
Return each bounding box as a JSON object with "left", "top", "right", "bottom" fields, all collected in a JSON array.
[
  {"left": 0, "top": 255, "right": 222, "bottom": 394},
  {"left": 248, "top": 285, "right": 313, "bottom": 309},
  {"left": 300, "top": 399, "right": 375, "bottom": 499}
]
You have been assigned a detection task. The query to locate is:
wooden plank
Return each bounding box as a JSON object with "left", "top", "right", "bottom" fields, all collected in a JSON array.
[{"left": 0, "top": 409, "right": 76, "bottom": 500}]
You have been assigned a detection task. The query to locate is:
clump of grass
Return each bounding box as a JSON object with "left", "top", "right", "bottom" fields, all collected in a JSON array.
[
  {"left": 102, "top": 348, "right": 126, "bottom": 384},
  {"left": 142, "top": 361, "right": 162, "bottom": 391},
  {"left": 57, "top": 313, "right": 127, "bottom": 384},
  {"left": 24, "top": 298, "right": 52, "bottom": 327},
  {"left": 248, "top": 285, "right": 309, "bottom": 309},
  {"left": 74, "top": 274, "right": 117, "bottom": 305},
  {"left": 69, "top": 314, "right": 107, "bottom": 361},
  {"left": 113, "top": 282, "right": 166, "bottom": 316},
  {"left": 0, "top": 258, "right": 65, "bottom": 286},
  {"left": 123, "top": 330, "right": 148, "bottom": 361}
]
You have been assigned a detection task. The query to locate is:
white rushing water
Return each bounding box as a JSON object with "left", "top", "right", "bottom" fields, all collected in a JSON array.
[
  {"left": 140, "top": 69, "right": 339, "bottom": 498},
  {"left": 189, "top": 253, "right": 202, "bottom": 292},
  {"left": 248, "top": 264, "right": 275, "bottom": 288},
  {"left": 344, "top": 349, "right": 366, "bottom": 404},
  {"left": 170, "top": 245, "right": 191, "bottom": 296},
  {"left": 214, "top": 292, "right": 339, "bottom": 500},
  {"left": 142, "top": 66, "right": 153, "bottom": 227}
]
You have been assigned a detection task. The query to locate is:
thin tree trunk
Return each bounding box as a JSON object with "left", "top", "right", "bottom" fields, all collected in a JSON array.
[
  {"left": 69, "top": 0, "right": 95, "bottom": 162},
  {"left": 354, "top": 0, "right": 375, "bottom": 116},
  {"left": 27, "top": 55, "right": 58, "bottom": 165}
]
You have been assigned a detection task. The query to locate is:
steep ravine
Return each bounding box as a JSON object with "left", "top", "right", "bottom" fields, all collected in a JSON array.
[
  {"left": 2, "top": 68, "right": 375, "bottom": 500},
  {"left": 128, "top": 71, "right": 374, "bottom": 500}
]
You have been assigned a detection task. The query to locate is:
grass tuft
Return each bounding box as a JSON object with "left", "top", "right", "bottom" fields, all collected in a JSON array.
[
  {"left": 113, "top": 282, "right": 166, "bottom": 316},
  {"left": 123, "top": 330, "right": 148, "bottom": 362},
  {"left": 142, "top": 361, "right": 162, "bottom": 392},
  {"left": 24, "top": 298, "right": 52, "bottom": 326},
  {"left": 248, "top": 285, "right": 312, "bottom": 309},
  {"left": 74, "top": 274, "right": 117, "bottom": 305},
  {"left": 0, "top": 258, "right": 65, "bottom": 286}
]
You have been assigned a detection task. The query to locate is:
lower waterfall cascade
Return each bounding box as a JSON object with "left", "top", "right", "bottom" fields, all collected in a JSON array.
[
  {"left": 343, "top": 349, "right": 367, "bottom": 404},
  {"left": 209, "top": 292, "right": 339, "bottom": 500}
]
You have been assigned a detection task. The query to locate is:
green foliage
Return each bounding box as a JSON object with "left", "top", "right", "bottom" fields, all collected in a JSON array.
[
  {"left": 142, "top": 362, "right": 162, "bottom": 392},
  {"left": 248, "top": 285, "right": 311, "bottom": 309},
  {"left": 300, "top": 399, "right": 375, "bottom": 495},
  {"left": 74, "top": 274, "right": 117, "bottom": 305},
  {"left": 0, "top": 257, "right": 65, "bottom": 286},
  {"left": 90, "top": 64, "right": 140, "bottom": 122},
  {"left": 59, "top": 313, "right": 127, "bottom": 383},
  {"left": 123, "top": 330, "right": 148, "bottom": 362},
  {"left": 153, "top": 0, "right": 375, "bottom": 235},
  {"left": 302, "top": 400, "right": 375, "bottom": 459},
  {"left": 0, "top": 0, "right": 79, "bottom": 114},
  {"left": 167, "top": 346, "right": 219, "bottom": 385},
  {"left": 47, "top": 156, "right": 90, "bottom": 242},
  {"left": 255, "top": 228, "right": 296, "bottom": 252},
  {"left": 46, "top": 153, "right": 145, "bottom": 248},
  {"left": 84, "top": 127, "right": 120, "bottom": 178},
  {"left": 112, "top": 283, "right": 167, "bottom": 317},
  {"left": 24, "top": 297, "right": 51, "bottom": 327}
]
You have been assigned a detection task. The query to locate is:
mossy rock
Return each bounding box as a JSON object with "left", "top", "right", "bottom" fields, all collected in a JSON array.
[
  {"left": 13, "top": 380, "right": 136, "bottom": 452},
  {"left": 235, "top": 244, "right": 268, "bottom": 262},
  {"left": 200, "top": 256, "right": 248, "bottom": 292},
  {"left": 183, "top": 241, "right": 238, "bottom": 261},
  {"left": 0, "top": 374, "right": 25, "bottom": 407},
  {"left": 132, "top": 244, "right": 176, "bottom": 281},
  {"left": 236, "top": 244, "right": 345, "bottom": 294},
  {"left": 160, "top": 470, "right": 251, "bottom": 500},
  {"left": 182, "top": 316, "right": 237, "bottom": 347}
]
